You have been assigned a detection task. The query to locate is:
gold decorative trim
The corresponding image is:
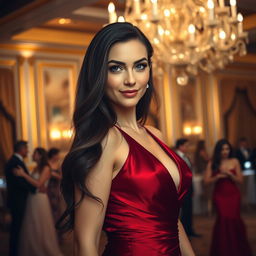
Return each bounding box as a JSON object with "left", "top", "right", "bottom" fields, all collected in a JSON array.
[
  {"left": 28, "top": 57, "right": 38, "bottom": 148},
  {"left": 12, "top": 28, "right": 94, "bottom": 47},
  {"left": 17, "top": 56, "right": 28, "bottom": 140},
  {"left": 0, "top": 59, "right": 17, "bottom": 67},
  {"left": 37, "top": 61, "right": 77, "bottom": 148}
]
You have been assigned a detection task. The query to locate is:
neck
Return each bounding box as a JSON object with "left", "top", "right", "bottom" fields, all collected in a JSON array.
[{"left": 114, "top": 105, "right": 141, "bottom": 131}]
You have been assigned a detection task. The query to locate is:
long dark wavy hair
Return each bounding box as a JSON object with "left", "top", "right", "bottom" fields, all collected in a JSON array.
[
  {"left": 57, "top": 22, "right": 155, "bottom": 233},
  {"left": 34, "top": 147, "right": 49, "bottom": 171},
  {"left": 211, "top": 139, "right": 233, "bottom": 172}
]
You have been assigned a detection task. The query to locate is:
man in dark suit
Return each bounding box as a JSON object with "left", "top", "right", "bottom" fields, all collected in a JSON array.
[
  {"left": 4, "top": 141, "right": 36, "bottom": 256},
  {"left": 236, "top": 137, "right": 252, "bottom": 170},
  {"left": 175, "top": 138, "right": 201, "bottom": 238}
]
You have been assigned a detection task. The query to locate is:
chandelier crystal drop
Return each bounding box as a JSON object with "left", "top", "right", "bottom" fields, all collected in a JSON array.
[{"left": 108, "top": 0, "right": 248, "bottom": 79}]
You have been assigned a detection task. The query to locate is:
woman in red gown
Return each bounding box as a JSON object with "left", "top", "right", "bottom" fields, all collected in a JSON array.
[
  {"left": 57, "top": 22, "right": 195, "bottom": 255},
  {"left": 204, "top": 139, "right": 252, "bottom": 256}
]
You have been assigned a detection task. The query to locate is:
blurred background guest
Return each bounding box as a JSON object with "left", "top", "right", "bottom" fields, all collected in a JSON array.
[
  {"left": 194, "top": 140, "right": 209, "bottom": 175},
  {"left": 47, "top": 147, "right": 62, "bottom": 223},
  {"left": 4, "top": 141, "right": 36, "bottom": 256},
  {"left": 14, "top": 147, "right": 63, "bottom": 256},
  {"left": 194, "top": 140, "right": 211, "bottom": 215},
  {"left": 176, "top": 138, "right": 201, "bottom": 238},
  {"left": 236, "top": 137, "right": 253, "bottom": 171},
  {"left": 204, "top": 139, "right": 252, "bottom": 256}
]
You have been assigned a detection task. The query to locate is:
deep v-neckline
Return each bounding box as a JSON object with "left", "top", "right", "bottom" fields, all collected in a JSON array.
[{"left": 115, "top": 125, "right": 181, "bottom": 193}]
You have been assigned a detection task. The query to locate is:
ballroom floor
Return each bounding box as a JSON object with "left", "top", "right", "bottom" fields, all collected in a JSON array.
[{"left": 0, "top": 208, "right": 256, "bottom": 256}]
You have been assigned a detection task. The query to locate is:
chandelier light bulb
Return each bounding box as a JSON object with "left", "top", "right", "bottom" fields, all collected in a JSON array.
[
  {"left": 237, "top": 13, "right": 243, "bottom": 35},
  {"left": 207, "top": 0, "right": 214, "bottom": 9},
  {"left": 164, "top": 9, "right": 170, "bottom": 17},
  {"left": 188, "top": 24, "right": 196, "bottom": 43},
  {"left": 230, "top": 0, "right": 237, "bottom": 18},
  {"left": 199, "top": 7, "right": 205, "bottom": 13},
  {"left": 108, "top": 2, "right": 117, "bottom": 23},
  {"left": 141, "top": 14, "right": 148, "bottom": 20},
  {"left": 108, "top": 2, "right": 115, "bottom": 13},
  {"left": 188, "top": 24, "right": 196, "bottom": 34},
  {"left": 118, "top": 16, "right": 125, "bottom": 22},
  {"left": 153, "top": 38, "right": 160, "bottom": 44},
  {"left": 230, "top": 0, "right": 236, "bottom": 6},
  {"left": 231, "top": 33, "right": 236, "bottom": 40},
  {"left": 237, "top": 13, "right": 243, "bottom": 22},
  {"left": 151, "top": 0, "right": 158, "bottom": 19},
  {"left": 219, "top": 30, "right": 226, "bottom": 39}
]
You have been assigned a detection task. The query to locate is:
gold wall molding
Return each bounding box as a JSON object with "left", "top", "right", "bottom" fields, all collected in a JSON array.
[
  {"left": 36, "top": 61, "right": 78, "bottom": 149},
  {"left": 12, "top": 28, "right": 94, "bottom": 47},
  {"left": 0, "top": 43, "right": 85, "bottom": 55}
]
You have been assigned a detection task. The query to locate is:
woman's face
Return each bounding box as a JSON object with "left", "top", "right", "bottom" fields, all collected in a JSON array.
[
  {"left": 51, "top": 153, "right": 60, "bottom": 163},
  {"left": 32, "top": 150, "right": 40, "bottom": 162},
  {"left": 106, "top": 39, "right": 150, "bottom": 109},
  {"left": 221, "top": 144, "right": 230, "bottom": 159}
]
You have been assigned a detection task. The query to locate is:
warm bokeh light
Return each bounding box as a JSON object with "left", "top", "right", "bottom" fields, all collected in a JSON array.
[
  {"left": 21, "top": 50, "right": 33, "bottom": 58},
  {"left": 58, "top": 18, "right": 71, "bottom": 25},
  {"left": 50, "top": 129, "right": 61, "bottom": 140},
  {"left": 184, "top": 126, "right": 192, "bottom": 135},
  {"left": 193, "top": 126, "right": 203, "bottom": 134},
  {"left": 118, "top": 16, "right": 125, "bottom": 22},
  {"left": 108, "top": 2, "right": 115, "bottom": 13}
]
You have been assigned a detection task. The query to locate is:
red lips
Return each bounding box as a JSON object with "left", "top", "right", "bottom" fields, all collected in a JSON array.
[{"left": 120, "top": 89, "right": 139, "bottom": 98}]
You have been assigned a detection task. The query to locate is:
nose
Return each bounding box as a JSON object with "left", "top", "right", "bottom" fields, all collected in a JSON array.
[{"left": 124, "top": 69, "right": 136, "bottom": 86}]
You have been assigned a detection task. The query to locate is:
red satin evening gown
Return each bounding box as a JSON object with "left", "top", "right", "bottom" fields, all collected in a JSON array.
[
  {"left": 102, "top": 126, "right": 192, "bottom": 256},
  {"left": 210, "top": 170, "right": 252, "bottom": 256}
]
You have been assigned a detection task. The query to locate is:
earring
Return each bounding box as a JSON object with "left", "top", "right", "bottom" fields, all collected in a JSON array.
[{"left": 146, "top": 84, "right": 149, "bottom": 89}]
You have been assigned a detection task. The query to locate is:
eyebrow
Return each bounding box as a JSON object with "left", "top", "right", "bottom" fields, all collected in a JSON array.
[{"left": 107, "top": 57, "right": 148, "bottom": 65}]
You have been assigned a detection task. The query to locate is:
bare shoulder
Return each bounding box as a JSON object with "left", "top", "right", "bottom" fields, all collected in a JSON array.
[
  {"left": 231, "top": 158, "right": 239, "bottom": 165},
  {"left": 101, "top": 126, "right": 123, "bottom": 157},
  {"left": 145, "top": 125, "right": 164, "bottom": 141}
]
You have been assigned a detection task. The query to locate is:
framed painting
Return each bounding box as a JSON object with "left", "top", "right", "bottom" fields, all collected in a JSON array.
[{"left": 37, "top": 61, "right": 78, "bottom": 152}]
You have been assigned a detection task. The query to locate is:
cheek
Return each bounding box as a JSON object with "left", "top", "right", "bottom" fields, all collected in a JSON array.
[
  {"left": 107, "top": 75, "right": 120, "bottom": 89},
  {"left": 136, "top": 70, "right": 150, "bottom": 84}
]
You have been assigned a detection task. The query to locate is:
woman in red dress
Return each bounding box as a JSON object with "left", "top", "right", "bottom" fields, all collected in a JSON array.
[
  {"left": 204, "top": 139, "right": 252, "bottom": 256},
  {"left": 57, "top": 22, "right": 195, "bottom": 255}
]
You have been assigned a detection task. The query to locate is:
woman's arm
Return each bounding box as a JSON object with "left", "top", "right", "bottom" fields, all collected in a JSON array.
[
  {"left": 224, "top": 159, "right": 243, "bottom": 184},
  {"left": 74, "top": 128, "right": 120, "bottom": 256},
  {"left": 14, "top": 165, "right": 51, "bottom": 188},
  {"left": 204, "top": 162, "right": 227, "bottom": 185},
  {"left": 51, "top": 170, "right": 62, "bottom": 180},
  {"left": 178, "top": 220, "right": 195, "bottom": 256}
]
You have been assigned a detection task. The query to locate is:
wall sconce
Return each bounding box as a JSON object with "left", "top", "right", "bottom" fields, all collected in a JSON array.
[
  {"left": 183, "top": 124, "right": 203, "bottom": 136},
  {"left": 50, "top": 128, "right": 73, "bottom": 140}
]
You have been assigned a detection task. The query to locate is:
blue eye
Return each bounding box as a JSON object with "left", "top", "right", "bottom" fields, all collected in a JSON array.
[
  {"left": 135, "top": 63, "right": 148, "bottom": 71},
  {"left": 109, "top": 65, "right": 123, "bottom": 73}
]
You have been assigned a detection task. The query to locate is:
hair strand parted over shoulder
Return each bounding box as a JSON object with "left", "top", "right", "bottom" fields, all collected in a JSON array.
[{"left": 56, "top": 22, "right": 155, "bottom": 233}]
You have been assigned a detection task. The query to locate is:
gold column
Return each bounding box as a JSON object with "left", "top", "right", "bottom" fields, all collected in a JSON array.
[
  {"left": 28, "top": 57, "right": 39, "bottom": 148},
  {"left": 161, "top": 66, "right": 182, "bottom": 146},
  {"left": 17, "top": 56, "right": 28, "bottom": 140}
]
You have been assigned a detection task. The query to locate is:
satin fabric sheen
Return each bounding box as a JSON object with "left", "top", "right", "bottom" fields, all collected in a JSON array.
[
  {"left": 210, "top": 169, "right": 252, "bottom": 256},
  {"left": 102, "top": 126, "right": 192, "bottom": 256}
]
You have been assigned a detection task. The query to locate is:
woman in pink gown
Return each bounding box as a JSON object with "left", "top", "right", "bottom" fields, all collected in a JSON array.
[
  {"left": 57, "top": 22, "right": 195, "bottom": 255},
  {"left": 204, "top": 139, "right": 252, "bottom": 256}
]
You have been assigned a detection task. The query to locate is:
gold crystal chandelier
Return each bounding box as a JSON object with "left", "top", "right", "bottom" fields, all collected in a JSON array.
[{"left": 108, "top": 0, "right": 248, "bottom": 82}]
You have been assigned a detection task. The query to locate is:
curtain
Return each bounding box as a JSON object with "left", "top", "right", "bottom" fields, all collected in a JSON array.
[
  {"left": 224, "top": 88, "right": 256, "bottom": 147},
  {"left": 0, "top": 68, "right": 16, "bottom": 174}
]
